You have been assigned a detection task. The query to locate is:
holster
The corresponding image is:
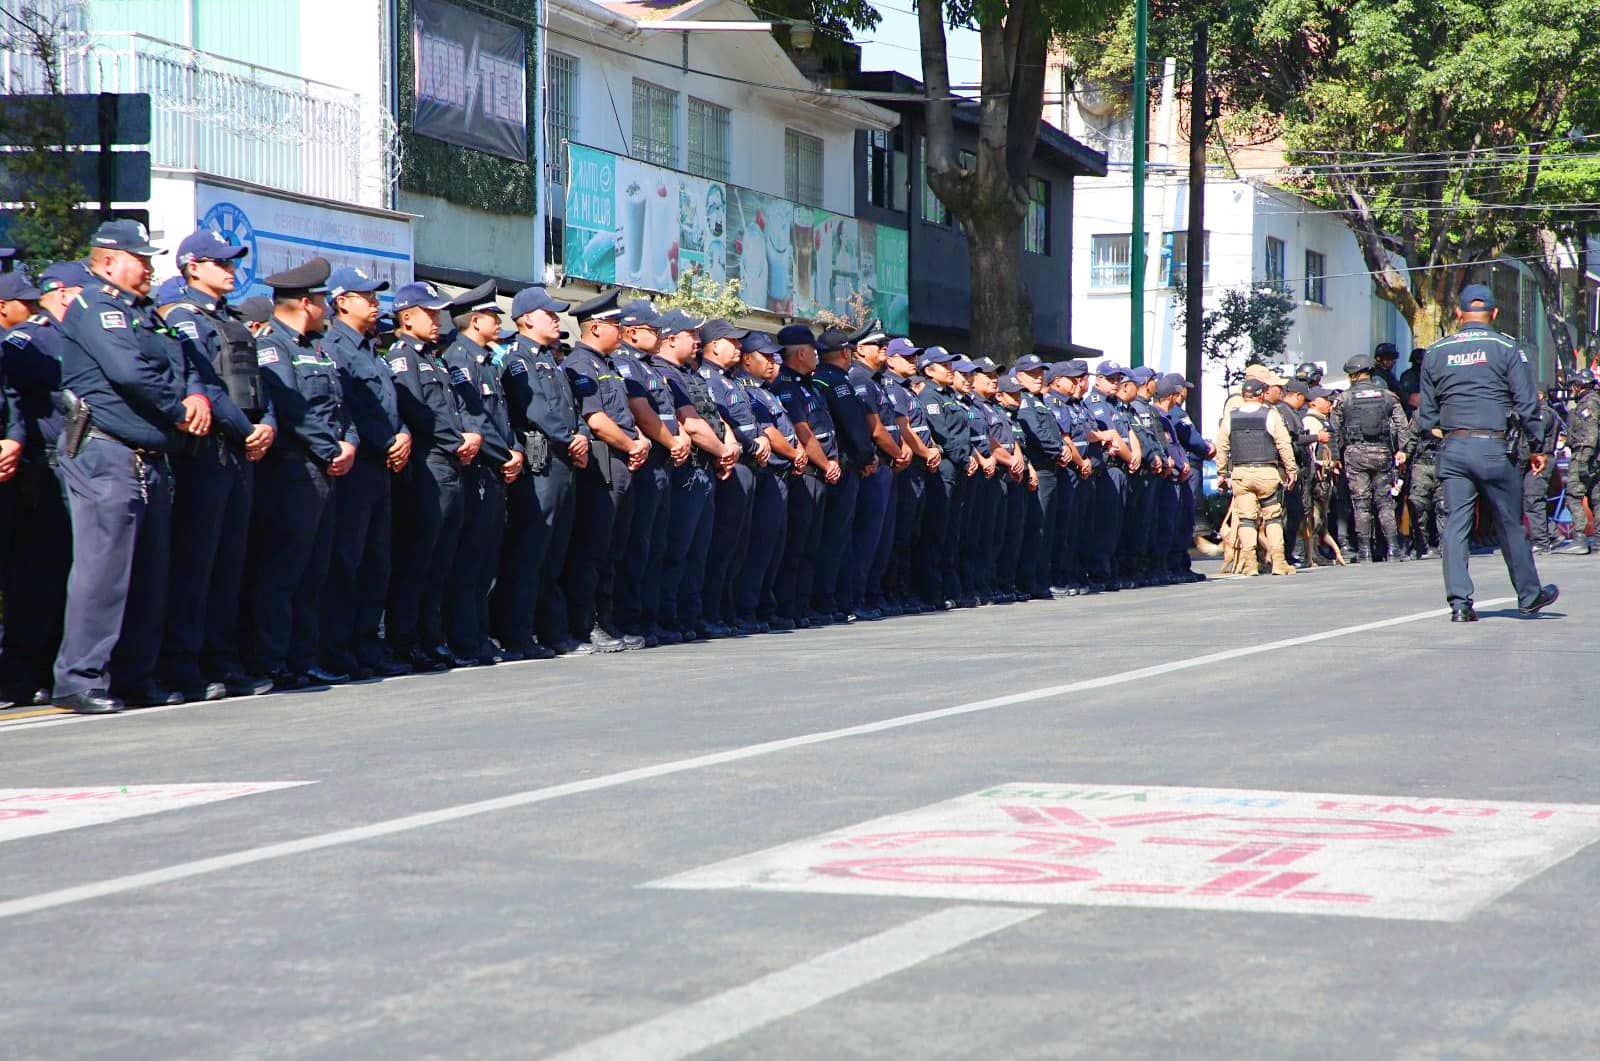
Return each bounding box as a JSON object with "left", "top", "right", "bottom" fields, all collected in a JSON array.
[
  {"left": 60, "top": 389, "right": 90, "bottom": 459},
  {"left": 524, "top": 429, "right": 551, "bottom": 475}
]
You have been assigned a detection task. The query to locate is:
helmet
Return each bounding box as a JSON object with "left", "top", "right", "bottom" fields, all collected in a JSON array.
[{"left": 1293, "top": 362, "right": 1324, "bottom": 385}]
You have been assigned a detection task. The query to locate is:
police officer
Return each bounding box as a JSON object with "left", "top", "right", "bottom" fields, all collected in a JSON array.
[
  {"left": 53, "top": 220, "right": 212, "bottom": 713},
  {"left": 613, "top": 299, "right": 681, "bottom": 644},
  {"left": 812, "top": 328, "right": 874, "bottom": 620},
  {"left": 1415, "top": 283, "right": 1558, "bottom": 620},
  {"left": 1373, "top": 343, "right": 1402, "bottom": 393},
  {"left": 1151, "top": 375, "right": 1195, "bottom": 581},
  {"left": 976, "top": 361, "right": 1024, "bottom": 600},
  {"left": 1521, "top": 391, "right": 1558, "bottom": 555},
  {"left": 0, "top": 262, "right": 83, "bottom": 706},
  {"left": 1276, "top": 379, "right": 1315, "bottom": 564},
  {"left": 321, "top": 266, "right": 406, "bottom": 679},
  {"left": 1401, "top": 404, "right": 1446, "bottom": 559},
  {"left": 1043, "top": 362, "right": 1097, "bottom": 593},
  {"left": 846, "top": 321, "right": 905, "bottom": 619},
  {"left": 495, "top": 285, "right": 588, "bottom": 655},
  {"left": 443, "top": 292, "right": 523, "bottom": 663},
  {"left": 561, "top": 290, "right": 650, "bottom": 653},
  {"left": 1164, "top": 374, "right": 1212, "bottom": 582},
  {"left": 161, "top": 229, "right": 276, "bottom": 701},
  {"left": 1011, "top": 355, "right": 1063, "bottom": 598},
  {"left": 1216, "top": 377, "right": 1299, "bottom": 576},
  {"left": 248, "top": 258, "right": 355, "bottom": 689},
  {"left": 1124, "top": 366, "right": 1167, "bottom": 584},
  {"left": 699, "top": 317, "right": 761, "bottom": 635},
  {"left": 882, "top": 338, "right": 939, "bottom": 612},
  {"left": 385, "top": 281, "right": 471, "bottom": 671},
  {"left": 734, "top": 331, "right": 801, "bottom": 631},
  {"left": 914, "top": 347, "right": 973, "bottom": 608},
  {"left": 1330, "top": 353, "right": 1407, "bottom": 563},
  {"left": 1552, "top": 370, "right": 1600, "bottom": 555},
  {"left": 771, "top": 325, "right": 836, "bottom": 626},
  {"left": 1085, "top": 362, "right": 1139, "bottom": 590}
]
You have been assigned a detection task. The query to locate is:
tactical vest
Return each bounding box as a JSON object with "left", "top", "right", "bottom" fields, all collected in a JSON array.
[
  {"left": 211, "top": 309, "right": 263, "bottom": 415},
  {"left": 1342, "top": 383, "right": 1390, "bottom": 444},
  {"left": 683, "top": 364, "right": 722, "bottom": 468},
  {"left": 1228, "top": 406, "right": 1277, "bottom": 466}
]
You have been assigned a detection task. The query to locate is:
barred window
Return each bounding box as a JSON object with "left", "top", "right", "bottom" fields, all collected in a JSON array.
[
  {"left": 785, "top": 128, "right": 823, "bottom": 206},
  {"left": 1305, "top": 249, "right": 1327, "bottom": 304},
  {"left": 1162, "top": 230, "right": 1210, "bottom": 286},
  {"left": 686, "top": 98, "right": 730, "bottom": 182},
  {"left": 545, "top": 51, "right": 578, "bottom": 185},
  {"left": 1264, "top": 236, "right": 1288, "bottom": 292},
  {"left": 1091, "top": 234, "right": 1132, "bottom": 290},
  {"left": 631, "top": 79, "right": 678, "bottom": 167}
]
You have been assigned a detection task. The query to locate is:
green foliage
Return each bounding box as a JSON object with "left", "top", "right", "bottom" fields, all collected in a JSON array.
[
  {"left": 1176, "top": 279, "right": 1295, "bottom": 386},
  {"left": 633, "top": 267, "right": 748, "bottom": 322}
]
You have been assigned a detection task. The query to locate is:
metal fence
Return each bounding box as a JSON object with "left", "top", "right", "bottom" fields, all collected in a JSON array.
[{"left": 2, "top": 31, "right": 373, "bottom": 205}]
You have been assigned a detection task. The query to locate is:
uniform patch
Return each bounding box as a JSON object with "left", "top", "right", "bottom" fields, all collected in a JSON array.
[
  {"left": 1446, "top": 352, "right": 1489, "bottom": 367},
  {"left": 509, "top": 359, "right": 528, "bottom": 376},
  {"left": 926, "top": 403, "right": 941, "bottom": 414},
  {"left": 387, "top": 357, "right": 409, "bottom": 374},
  {"left": 100, "top": 311, "right": 126, "bottom": 329},
  {"left": 172, "top": 319, "right": 200, "bottom": 340},
  {"left": 835, "top": 385, "right": 851, "bottom": 397},
  {"left": 450, "top": 367, "right": 470, "bottom": 386},
  {"left": 256, "top": 349, "right": 280, "bottom": 366},
  {"left": 5, "top": 332, "right": 28, "bottom": 348}
]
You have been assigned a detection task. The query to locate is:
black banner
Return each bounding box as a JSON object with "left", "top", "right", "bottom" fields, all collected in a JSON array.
[{"left": 412, "top": 0, "right": 528, "bottom": 161}]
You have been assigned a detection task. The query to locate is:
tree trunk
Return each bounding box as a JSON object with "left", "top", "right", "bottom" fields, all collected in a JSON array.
[
  {"left": 963, "top": 214, "right": 1031, "bottom": 354},
  {"left": 1408, "top": 294, "right": 1452, "bottom": 348}
]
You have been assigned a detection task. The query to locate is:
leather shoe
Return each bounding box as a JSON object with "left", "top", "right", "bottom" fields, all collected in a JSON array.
[
  {"left": 56, "top": 690, "right": 124, "bottom": 714},
  {"left": 222, "top": 673, "right": 274, "bottom": 697},
  {"left": 1450, "top": 603, "right": 1477, "bottom": 623},
  {"left": 1520, "top": 584, "right": 1560, "bottom": 615},
  {"left": 768, "top": 616, "right": 796, "bottom": 632},
  {"left": 407, "top": 650, "right": 449, "bottom": 673},
  {"left": 268, "top": 670, "right": 308, "bottom": 691},
  {"left": 372, "top": 659, "right": 412, "bottom": 678},
  {"left": 119, "top": 685, "right": 184, "bottom": 707},
  {"left": 304, "top": 666, "right": 349, "bottom": 685}
]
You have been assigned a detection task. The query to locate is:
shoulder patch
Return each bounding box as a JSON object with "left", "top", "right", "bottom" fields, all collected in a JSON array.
[
  {"left": 388, "top": 356, "right": 409, "bottom": 374},
  {"left": 172, "top": 319, "right": 200, "bottom": 340},
  {"left": 509, "top": 358, "right": 528, "bottom": 376},
  {"left": 100, "top": 311, "right": 127, "bottom": 330},
  {"left": 450, "top": 366, "right": 470, "bottom": 386},
  {"left": 257, "top": 348, "right": 280, "bottom": 366},
  {"left": 926, "top": 402, "right": 941, "bottom": 414},
  {"left": 5, "top": 331, "right": 28, "bottom": 348}
]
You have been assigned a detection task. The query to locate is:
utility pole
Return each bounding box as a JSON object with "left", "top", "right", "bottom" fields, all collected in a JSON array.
[
  {"left": 1129, "top": 0, "right": 1148, "bottom": 368},
  {"left": 1185, "top": 21, "right": 1208, "bottom": 427}
]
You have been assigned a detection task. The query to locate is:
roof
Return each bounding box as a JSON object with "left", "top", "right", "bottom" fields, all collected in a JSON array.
[
  {"left": 596, "top": 0, "right": 715, "bottom": 20},
  {"left": 845, "top": 70, "right": 1108, "bottom": 178}
]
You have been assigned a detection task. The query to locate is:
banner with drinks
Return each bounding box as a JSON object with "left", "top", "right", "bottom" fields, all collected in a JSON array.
[{"left": 564, "top": 143, "right": 909, "bottom": 333}]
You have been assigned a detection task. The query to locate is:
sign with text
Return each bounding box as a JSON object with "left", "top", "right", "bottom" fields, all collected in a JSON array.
[
  {"left": 565, "top": 143, "right": 910, "bottom": 333},
  {"left": 653, "top": 783, "right": 1600, "bottom": 922},
  {"left": 0, "top": 783, "right": 313, "bottom": 844},
  {"left": 412, "top": 0, "right": 528, "bottom": 161}
]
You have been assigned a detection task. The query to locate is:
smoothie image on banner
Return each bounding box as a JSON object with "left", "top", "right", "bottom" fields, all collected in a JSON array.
[
  {"left": 705, "top": 183, "right": 727, "bottom": 282},
  {"left": 620, "top": 169, "right": 648, "bottom": 285},
  {"left": 764, "top": 198, "right": 794, "bottom": 313}
]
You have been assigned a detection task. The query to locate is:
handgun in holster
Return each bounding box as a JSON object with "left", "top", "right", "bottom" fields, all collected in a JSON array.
[{"left": 61, "top": 389, "right": 91, "bottom": 459}]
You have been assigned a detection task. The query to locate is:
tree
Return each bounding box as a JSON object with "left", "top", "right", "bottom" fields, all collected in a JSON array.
[
  {"left": 1174, "top": 279, "right": 1294, "bottom": 386},
  {"left": 918, "top": 0, "right": 1120, "bottom": 355},
  {"left": 0, "top": 1, "right": 94, "bottom": 267},
  {"left": 636, "top": 266, "right": 749, "bottom": 322},
  {"left": 1073, "top": 0, "right": 1600, "bottom": 351}
]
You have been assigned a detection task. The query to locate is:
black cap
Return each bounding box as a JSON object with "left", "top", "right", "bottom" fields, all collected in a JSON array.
[
  {"left": 618, "top": 299, "right": 659, "bottom": 328},
  {"left": 89, "top": 218, "right": 163, "bottom": 255},
  {"left": 700, "top": 318, "right": 749, "bottom": 345},
  {"left": 1284, "top": 380, "right": 1310, "bottom": 397},
  {"left": 816, "top": 328, "right": 851, "bottom": 353},
  {"left": 572, "top": 288, "right": 623, "bottom": 323},
  {"left": 1374, "top": 342, "right": 1399, "bottom": 360},
  {"left": 776, "top": 324, "right": 815, "bottom": 347},
  {"left": 263, "top": 257, "right": 332, "bottom": 295},
  {"left": 449, "top": 278, "right": 496, "bottom": 312},
  {"left": 1241, "top": 377, "right": 1267, "bottom": 396},
  {"left": 237, "top": 295, "right": 272, "bottom": 324}
]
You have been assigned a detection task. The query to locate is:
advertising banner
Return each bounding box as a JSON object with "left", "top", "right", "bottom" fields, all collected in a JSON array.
[
  {"left": 565, "top": 143, "right": 910, "bottom": 333},
  {"left": 413, "top": 0, "right": 528, "bottom": 161}
]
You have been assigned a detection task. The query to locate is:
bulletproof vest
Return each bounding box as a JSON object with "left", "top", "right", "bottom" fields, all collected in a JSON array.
[
  {"left": 1342, "top": 382, "right": 1391, "bottom": 444},
  {"left": 684, "top": 364, "right": 720, "bottom": 429},
  {"left": 1228, "top": 405, "right": 1277, "bottom": 465},
  {"left": 212, "top": 309, "right": 263, "bottom": 414}
]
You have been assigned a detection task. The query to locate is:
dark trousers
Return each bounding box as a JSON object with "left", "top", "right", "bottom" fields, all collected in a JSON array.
[
  {"left": 53, "top": 436, "right": 173, "bottom": 698},
  {"left": 1173, "top": 479, "right": 1198, "bottom": 572},
  {"left": 448, "top": 462, "right": 506, "bottom": 656},
  {"left": 1, "top": 457, "right": 71, "bottom": 697},
  {"left": 323, "top": 458, "right": 390, "bottom": 671},
  {"left": 916, "top": 462, "right": 961, "bottom": 604},
  {"left": 391, "top": 453, "right": 462, "bottom": 655},
  {"left": 1523, "top": 460, "right": 1555, "bottom": 548},
  {"left": 849, "top": 464, "right": 893, "bottom": 612},
  {"left": 565, "top": 455, "right": 631, "bottom": 639},
  {"left": 1119, "top": 474, "right": 1154, "bottom": 574},
  {"left": 890, "top": 464, "right": 927, "bottom": 599},
  {"left": 250, "top": 452, "right": 335, "bottom": 675},
  {"left": 622, "top": 457, "right": 669, "bottom": 635},
  {"left": 1153, "top": 479, "right": 1179, "bottom": 572},
  {"left": 734, "top": 469, "right": 787, "bottom": 622},
  {"left": 493, "top": 456, "right": 572, "bottom": 650},
  {"left": 162, "top": 438, "right": 251, "bottom": 690},
  {"left": 533, "top": 459, "right": 577, "bottom": 648},
  {"left": 662, "top": 463, "right": 713, "bottom": 631},
  {"left": 1021, "top": 467, "right": 1057, "bottom": 593},
  {"left": 814, "top": 468, "right": 859, "bottom": 613},
  {"left": 776, "top": 470, "right": 825, "bottom": 619},
  {"left": 960, "top": 472, "right": 997, "bottom": 595},
  {"left": 1062, "top": 473, "right": 1092, "bottom": 586},
  {"left": 998, "top": 475, "right": 1027, "bottom": 592},
  {"left": 1091, "top": 468, "right": 1127, "bottom": 582},
  {"left": 705, "top": 463, "right": 755, "bottom": 625},
  {"left": 1439, "top": 436, "right": 1543, "bottom": 609},
  {"left": 865, "top": 467, "right": 899, "bottom": 608}
]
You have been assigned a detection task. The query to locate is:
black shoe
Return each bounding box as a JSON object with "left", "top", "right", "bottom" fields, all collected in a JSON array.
[
  {"left": 407, "top": 649, "right": 449, "bottom": 673},
  {"left": 954, "top": 596, "right": 978, "bottom": 609},
  {"left": 737, "top": 620, "right": 765, "bottom": 636},
  {"left": 178, "top": 682, "right": 227, "bottom": 703},
  {"left": 523, "top": 640, "right": 556, "bottom": 660},
  {"left": 55, "top": 690, "right": 124, "bottom": 715},
  {"left": 588, "top": 626, "right": 628, "bottom": 653},
  {"left": 852, "top": 608, "right": 883, "bottom": 622},
  {"left": 656, "top": 628, "right": 684, "bottom": 646},
  {"left": 119, "top": 685, "right": 184, "bottom": 707},
  {"left": 373, "top": 659, "right": 412, "bottom": 678},
  {"left": 268, "top": 669, "right": 308, "bottom": 691},
  {"left": 1520, "top": 585, "right": 1560, "bottom": 615},
  {"left": 304, "top": 666, "right": 349, "bottom": 685},
  {"left": 346, "top": 666, "right": 375, "bottom": 681},
  {"left": 222, "top": 673, "right": 275, "bottom": 697},
  {"left": 1450, "top": 603, "right": 1478, "bottom": 623},
  {"left": 768, "top": 616, "right": 797, "bottom": 632},
  {"left": 1550, "top": 539, "right": 1592, "bottom": 556},
  {"left": 879, "top": 601, "right": 903, "bottom": 617}
]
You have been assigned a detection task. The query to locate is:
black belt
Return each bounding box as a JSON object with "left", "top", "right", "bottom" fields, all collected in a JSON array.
[
  {"left": 87, "top": 426, "right": 163, "bottom": 458},
  {"left": 1445, "top": 429, "right": 1505, "bottom": 439}
]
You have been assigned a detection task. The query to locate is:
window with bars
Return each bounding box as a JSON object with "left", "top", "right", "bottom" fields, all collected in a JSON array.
[
  {"left": 545, "top": 51, "right": 578, "bottom": 185},
  {"left": 785, "top": 128, "right": 823, "bottom": 206},
  {"left": 1305, "top": 249, "right": 1327, "bottom": 304},
  {"left": 1091, "top": 234, "right": 1133, "bottom": 290},
  {"left": 1264, "top": 236, "right": 1287, "bottom": 292},
  {"left": 686, "top": 98, "right": 730, "bottom": 181},
  {"left": 631, "top": 79, "right": 678, "bottom": 167},
  {"left": 1162, "top": 230, "right": 1210, "bottom": 286},
  {"left": 1024, "top": 177, "right": 1050, "bottom": 254}
]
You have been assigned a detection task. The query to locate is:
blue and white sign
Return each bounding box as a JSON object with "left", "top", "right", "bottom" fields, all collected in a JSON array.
[{"left": 194, "top": 181, "right": 414, "bottom": 305}]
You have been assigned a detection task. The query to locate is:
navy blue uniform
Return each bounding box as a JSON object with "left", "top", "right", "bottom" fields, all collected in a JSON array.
[
  {"left": 885, "top": 373, "right": 929, "bottom": 603},
  {"left": 771, "top": 364, "right": 833, "bottom": 620},
  {"left": 1083, "top": 391, "right": 1129, "bottom": 585},
  {"left": 53, "top": 282, "right": 190, "bottom": 701},
  {"left": 653, "top": 354, "right": 715, "bottom": 634},
  {"left": 1017, "top": 390, "right": 1062, "bottom": 595},
  {"left": 735, "top": 374, "right": 796, "bottom": 624},
  {"left": 959, "top": 393, "right": 998, "bottom": 599},
  {"left": 1169, "top": 403, "right": 1209, "bottom": 576},
  {"left": 616, "top": 347, "right": 678, "bottom": 637},
  {"left": 918, "top": 382, "right": 972, "bottom": 604},
  {"left": 387, "top": 333, "right": 465, "bottom": 658},
  {"left": 1, "top": 314, "right": 70, "bottom": 699},
  {"left": 494, "top": 334, "right": 583, "bottom": 652},
  {"left": 1416, "top": 322, "right": 1545, "bottom": 608},
  {"left": 703, "top": 360, "right": 759, "bottom": 627},
  {"left": 812, "top": 361, "right": 872, "bottom": 615},
  {"left": 561, "top": 342, "right": 639, "bottom": 640},
  {"left": 848, "top": 361, "right": 896, "bottom": 613}
]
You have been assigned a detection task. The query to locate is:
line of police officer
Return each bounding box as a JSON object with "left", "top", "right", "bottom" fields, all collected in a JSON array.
[{"left": 0, "top": 223, "right": 1218, "bottom": 715}]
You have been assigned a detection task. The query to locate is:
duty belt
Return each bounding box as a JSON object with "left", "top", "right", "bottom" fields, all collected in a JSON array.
[
  {"left": 1446, "top": 429, "right": 1505, "bottom": 439},
  {"left": 87, "top": 426, "right": 162, "bottom": 458}
]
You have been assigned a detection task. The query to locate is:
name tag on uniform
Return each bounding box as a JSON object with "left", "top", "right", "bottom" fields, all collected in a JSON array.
[
  {"left": 1446, "top": 352, "right": 1488, "bottom": 367},
  {"left": 925, "top": 402, "right": 941, "bottom": 414},
  {"left": 100, "top": 311, "right": 126, "bottom": 329},
  {"left": 257, "top": 349, "right": 280, "bottom": 366}
]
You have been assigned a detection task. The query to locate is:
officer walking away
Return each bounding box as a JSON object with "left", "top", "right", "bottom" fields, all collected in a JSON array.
[
  {"left": 1330, "top": 353, "right": 1408, "bottom": 563},
  {"left": 52, "top": 220, "right": 213, "bottom": 713},
  {"left": 1552, "top": 369, "right": 1600, "bottom": 554},
  {"left": 1215, "top": 376, "right": 1298, "bottom": 576},
  {"left": 1415, "top": 283, "right": 1558, "bottom": 621}
]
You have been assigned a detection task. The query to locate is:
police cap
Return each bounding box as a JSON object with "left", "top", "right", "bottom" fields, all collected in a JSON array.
[
  {"left": 1284, "top": 379, "right": 1310, "bottom": 397},
  {"left": 1097, "top": 359, "right": 1126, "bottom": 379},
  {"left": 700, "top": 318, "right": 749, "bottom": 345},
  {"left": 511, "top": 285, "right": 570, "bottom": 320},
  {"left": 1129, "top": 366, "right": 1156, "bottom": 385},
  {"left": 153, "top": 275, "right": 186, "bottom": 306},
  {"left": 264, "top": 257, "right": 331, "bottom": 296},
  {"left": 1458, "top": 283, "right": 1495, "bottom": 311},
  {"left": 970, "top": 356, "right": 999, "bottom": 376},
  {"left": 448, "top": 278, "right": 495, "bottom": 312},
  {"left": 327, "top": 266, "right": 389, "bottom": 301},
  {"left": 776, "top": 324, "right": 815, "bottom": 347},
  {"left": 38, "top": 260, "right": 93, "bottom": 293},
  {"left": 176, "top": 228, "right": 248, "bottom": 267},
  {"left": 950, "top": 356, "right": 977, "bottom": 373},
  {"left": 1013, "top": 354, "right": 1046, "bottom": 374},
  {"left": 741, "top": 330, "right": 781, "bottom": 357},
  {"left": 0, "top": 269, "right": 42, "bottom": 302},
  {"left": 237, "top": 295, "right": 272, "bottom": 324},
  {"left": 1344, "top": 353, "right": 1376, "bottom": 374},
  {"left": 998, "top": 374, "right": 1024, "bottom": 394},
  {"left": 849, "top": 318, "right": 888, "bottom": 346},
  {"left": 655, "top": 308, "right": 704, "bottom": 337},
  {"left": 885, "top": 337, "right": 920, "bottom": 361},
  {"left": 1241, "top": 377, "right": 1268, "bottom": 396},
  {"left": 572, "top": 288, "right": 624, "bottom": 323},
  {"left": 392, "top": 281, "right": 453, "bottom": 313},
  {"left": 815, "top": 328, "right": 851, "bottom": 353},
  {"left": 918, "top": 346, "right": 955, "bottom": 369},
  {"left": 90, "top": 218, "right": 163, "bottom": 256},
  {"left": 1154, "top": 377, "right": 1184, "bottom": 399},
  {"left": 617, "top": 299, "right": 658, "bottom": 328}
]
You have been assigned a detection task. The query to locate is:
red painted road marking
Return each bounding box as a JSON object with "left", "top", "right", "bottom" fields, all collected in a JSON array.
[{"left": 812, "top": 858, "right": 1101, "bottom": 886}]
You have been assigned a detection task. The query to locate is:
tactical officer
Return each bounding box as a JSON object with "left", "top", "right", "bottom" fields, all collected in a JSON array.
[
  {"left": 1401, "top": 405, "right": 1446, "bottom": 559},
  {"left": 1415, "top": 283, "right": 1558, "bottom": 620},
  {"left": 161, "top": 229, "right": 276, "bottom": 702},
  {"left": 846, "top": 322, "right": 905, "bottom": 618},
  {"left": 771, "top": 325, "right": 837, "bottom": 625},
  {"left": 699, "top": 317, "right": 762, "bottom": 634},
  {"left": 1330, "top": 353, "right": 1407, "bottom": 563},
  {"left": 53, "top": 220, "right": 212, "bottom": 713},
  {"left": 321, "top": 266, "right": 406, "bottom": 679},
  {"left": 495, "top": 285, "right": 587, "bottom": 655},
  {"left": 1216, "top": 377, "right": 1299, "bottom": 576},
  {"left": 1552, "top": 369, "right": 1600, "bottom": 555},
  {"left": 385, "top": 281, "right": 471, "bottom": 671},
  {"left": 914, "top": 347, "right": 973, "bottom": 607},
  {"left": 0, "top": 262, "right": 83, "bottom": 705},
  {"left": 443, "top": 293, "right": 523, "bottom": 663},
  {"left": 248, "top": 259, "right": 354, "bottom": 688},
  {"left": 734, "top": 331, "right": 802, "bottom": 631},
  {"left": 561, "top": 290, "right": 650, "bottom": 653},
  {"left": 883, "top": 338, "right": 939, "bottom": 612},
  {"left": 812, "top": 327, "right": 874, "bottom": 620},
  {"left": 1373, "top": 343, "right": 1402, "bottom": 392},
  {"left": 1293, "top": 362, "right": 1325, "bottom": 388}
]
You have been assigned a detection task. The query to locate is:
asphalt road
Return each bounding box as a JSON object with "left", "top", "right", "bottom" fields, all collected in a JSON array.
[{"left": 2, "top": 553, "right": 1597, "bottom": 1061}]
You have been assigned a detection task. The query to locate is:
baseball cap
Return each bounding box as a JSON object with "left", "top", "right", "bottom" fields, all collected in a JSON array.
[
  {"left": 776, "top": 324, "right": 815, "bottom": 347},
  {"left": 392, "top": 281, "right": 453, "bottom": 313},
  {"left": 998, "top": 375, "right": 1024, "bottom": 394},
  {"left": 1457, "top": 284, "right": 1495, "bottom": 311},
  {"left": 38, "top": 260, "right": 93, "bottom": 293},
  {"left": 89, "top": 218, "right": 163, "bottom": 256},
  {"left": 655, "top": 308, "right": 705, "bottom": 337},
  {"left": 970, "top": 356, "right": 999, "bottom": 376},
  {"left": 152, "top": 275, "right": 186, "bottom": 306},
  {"left": 815, "top": 328, "right": 851, "bottom": 353},
  {"left": 0, "top": 270, "right": 42, "bottom": 301},
  {"left": 176, "top": 228, "right": 248, "bottom": 266},
  {"left": 618, "top": 299, "right": 659, "bottom": 328},
  {"left": 918, "top": 346, "right": 955, "bottom": 369},
  {"left": 1154, "top": 377, "right": 1183, "bottom": 399},
  {"left": 741, "top": 331, "right": 781, "bottom": 357},
  {"left": 1097, "top": 360, "right": 1126, "bottom": 379},
  {"left": 700, "top": 318, "right": 749, "bottom": 345},
  {"left": 511, "top": 285, "right": 570, "bottom": 320},
  {"left": 327, "top": 266, "right": 389, "bottom": 300},
  {"left": 951, "top": 356, "right": 977, "bottom": 373},
  {"left": 1013, "top": 354, "right": 1046, "bottom": 374},
  {"left": 1284, "top": 380, "right": 1310, "bottom": 396},
  {"left": 1129, "top": 366, "right": 1156, "bottom": 385}
]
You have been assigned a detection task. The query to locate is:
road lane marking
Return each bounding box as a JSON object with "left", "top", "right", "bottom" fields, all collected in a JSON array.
[
  {"left": 540, "top": 905, "right": 1041, "bottom": 1061},
  {"left": 0, "top": 597, "right": 1512, "bottom": 922}
]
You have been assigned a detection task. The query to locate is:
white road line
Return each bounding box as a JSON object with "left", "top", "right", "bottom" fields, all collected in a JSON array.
[
  {"left": 0, "top": 597, "right": 1511, "bottom": 922},
  {"left": 541, "top": 905, "right": 1042, "bottom": 1061}
]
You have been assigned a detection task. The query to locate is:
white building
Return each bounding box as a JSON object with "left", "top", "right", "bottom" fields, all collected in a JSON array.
[{"left": 1072, "top": 173, "right": 1413, "bottom": 426}]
